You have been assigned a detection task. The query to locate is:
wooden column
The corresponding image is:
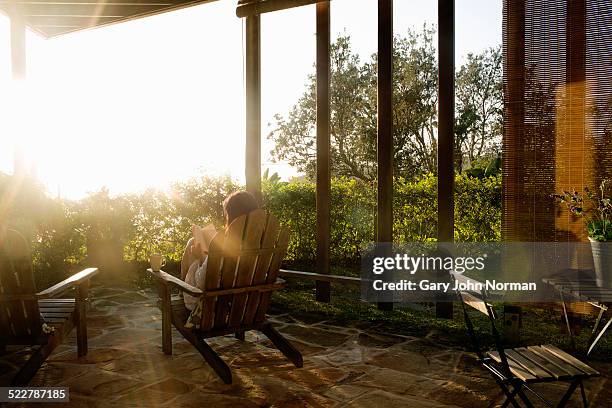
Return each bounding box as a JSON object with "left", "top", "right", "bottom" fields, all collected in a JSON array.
[
  {"left": 436, "top": 0, "right": 455, "bottom": 319},
  {"left": 377, "top": 0, "right": 393, "bottom": 311},
  {"left": 501, "top": 0, "right": 525, "bottom": 241},
  {"left": 316, "top": 1, "right": 331, "bottom": 303},
  {"left": 559, "top": 0, "right": 588, "bottom": 242},
  {"left": 245, "top": 15, "right": 262, "bottom": 196},
  {"left": 75, "top": 281, "right": 89, "bottom": 357},
  {"left": 10, "top": 6, "right": 26, "bottom": 80}
]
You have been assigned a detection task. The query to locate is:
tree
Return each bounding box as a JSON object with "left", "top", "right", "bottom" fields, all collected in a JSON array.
[
  {"left": 269, "top": 36, "right": 375, "bottom": 180},
  {"left": 77, "top": 188, "right": 135, "bottom": 271},
  {"left": 269, "top": 30, "right": 503, "bottom": 180},
  {"left": 269, "top": 29, "right": 441, "bottom": 181},
  {"left": 455, "top": 46, "right": 503, "bottom": 170},
  {"left": 387, "top": 26, "right": 438, "bottom": 175}
]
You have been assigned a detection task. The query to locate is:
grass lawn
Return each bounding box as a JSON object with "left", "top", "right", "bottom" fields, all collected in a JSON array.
[{"left": 272, "top": 278, "right": 612, "bottom": 360}]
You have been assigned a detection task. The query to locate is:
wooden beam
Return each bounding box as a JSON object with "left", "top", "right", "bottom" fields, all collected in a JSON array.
[
  {"left": 10, "top": 6, "right": 26, "bottom": 80},
  {"left": 245, "top": 14, "right": 261, "bottom": 196},
  {"left": 501, "top": 0, "right": 525, "bottom": 241},
  {"left": 10, "top": 3, "right": 169, "bottom": 17},
  {"left": 436, "top": 0, "right": 455, "bottom": 319},
  {"left": 236, "top": 0, "right": 325, "bottom": 18},
  {"left": 315, "top": 1, "right": 331, "bottom": 303},
  {"left": 0, "top": 1, "right": 173, "bottom": 4},
  {"left": 0, "top": 0, "right": 217, "bottom": 38},
  {"left": 377, "top": 0, "right": 393, "bottom": 311}
]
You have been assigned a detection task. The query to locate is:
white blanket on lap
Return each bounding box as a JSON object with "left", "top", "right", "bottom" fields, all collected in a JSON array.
[{"left": 184, "top": 257, "right": 207, "bottom": 311}]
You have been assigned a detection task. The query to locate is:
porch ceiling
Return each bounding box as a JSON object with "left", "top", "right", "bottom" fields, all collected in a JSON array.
[{"left": 0, "top": 0, "right": 217, "bottom": 38}]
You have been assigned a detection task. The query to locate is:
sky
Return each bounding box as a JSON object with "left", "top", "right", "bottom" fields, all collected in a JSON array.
[{"left": 0, "top": 0, "right": 502, "bottom": 199}]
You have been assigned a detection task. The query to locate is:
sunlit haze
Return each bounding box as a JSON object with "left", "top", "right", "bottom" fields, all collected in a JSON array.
[{"left": 0, "top": 0, "right": 501, "bottom": 199}]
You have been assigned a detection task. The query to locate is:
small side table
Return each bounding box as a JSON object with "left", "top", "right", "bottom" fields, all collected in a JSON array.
[{"left": 543, "top": 276, "right": 612, "bottom": 355}]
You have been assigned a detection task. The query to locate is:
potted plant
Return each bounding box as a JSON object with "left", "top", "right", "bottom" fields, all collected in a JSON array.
[{"left": 553, "top": 180, "right": 612, "bottom": 286}]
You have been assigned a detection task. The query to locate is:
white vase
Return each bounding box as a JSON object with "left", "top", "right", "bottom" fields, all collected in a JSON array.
[{"left": 589, "top": 237, "right": 612, "bottom": 287}]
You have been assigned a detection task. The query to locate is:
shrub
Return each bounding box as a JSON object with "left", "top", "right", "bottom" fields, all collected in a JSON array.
[
  {"left": 1, "top": 171, "right": 501, "bottom": 283},
  {"left": 263, "top": 173, "right": 501, "bottom": 267}
]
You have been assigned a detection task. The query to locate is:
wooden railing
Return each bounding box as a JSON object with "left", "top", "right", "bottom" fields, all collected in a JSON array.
[{"left": 279, "top": 269, "right": 362, "bottom": 287}]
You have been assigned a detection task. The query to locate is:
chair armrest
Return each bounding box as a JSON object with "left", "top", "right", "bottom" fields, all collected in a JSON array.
[
  {"left": 147, "top": 268, "right": 203, "bottom": 297},
  {"left": 37, "top": 267, "right": 99, "bottom": 299},
  {"left": 200, "top": 278, "right": 286, "bottom": 297}
]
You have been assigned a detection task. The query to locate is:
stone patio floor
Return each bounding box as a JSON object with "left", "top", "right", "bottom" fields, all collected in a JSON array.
[{"left": 1, "top": 284, "right": 611, "bottom": 407}]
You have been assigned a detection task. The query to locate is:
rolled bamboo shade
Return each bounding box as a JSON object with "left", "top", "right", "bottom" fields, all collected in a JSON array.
[{"left": 503, "top": 0, "right": 612, "bottom": 243}]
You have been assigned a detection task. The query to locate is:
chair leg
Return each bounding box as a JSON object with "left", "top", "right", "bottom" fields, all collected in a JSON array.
[
  {"left": 11, "top": 342, "right": 55, "bottom": 386},
  {"left": 76, "top": 282, "right": 89, "bottom": 357},
  {"left": 500, "top": 387, "right": 520, "bottom": 408},
  {"left": 260, "top": 323, "right": 303, "bottom": 368},
  {"left": 492, "top": 377, "right": 522, "bottom": 408},
  {"left": 579, "top": 381, "right": 589, "bottom": 408},
  {"left": 560, "top": 292, "right": 577, "bottom": 351},
  {"left": 235, "top": 331, "right": 245, "bottom": 341},
  {"left": 176, "top": 326, "right": 232, "bottom": 384},
  {"left": 157, "top": 282, "right": 172, "bottom": 355},
  {"left": 516, "top": 386, "right": 535, "bottom": 408},
  {"left": 498, "top": 382, "right": 533, "bottom": 408},
  {"left": 557, "top": 380, "right": 580, "bottom": 408}
]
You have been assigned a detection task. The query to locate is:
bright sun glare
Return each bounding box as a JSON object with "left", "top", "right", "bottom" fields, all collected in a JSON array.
[
  {"left": 0, "top": 0, "right": 501, "bottom": 200},
  {"left": 1, "top": 1, "right": 250, "bottom": 199}
]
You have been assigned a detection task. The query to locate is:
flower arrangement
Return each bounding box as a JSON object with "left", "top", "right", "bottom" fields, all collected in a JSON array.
[{"left": 552, "top": 180, "right": 612, "bottom": 242}]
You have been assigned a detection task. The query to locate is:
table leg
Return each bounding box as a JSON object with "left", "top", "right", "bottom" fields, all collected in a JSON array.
[
  {"left": 560, "top": 290, "right": 576, "bottom": 350},
  {"left": 587, "top": 307, "right": 606, "bottom": 347},
  {"left": 592, "top": 307, "right": 605, "bottom": 335},
  {"left": 588, "top": 315, "right": 612, "bottom": 356}
]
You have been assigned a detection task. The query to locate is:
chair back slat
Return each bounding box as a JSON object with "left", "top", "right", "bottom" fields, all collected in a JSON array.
[
  {"left": 228, "top": 209, "right": 267, "bottom": 328},
  {"left": 243, "top": 214, "right": 280, "bottom": 325},
  {"left": 198, "top": 211, "right": 289, "bottom": 331},
  {"left": 199, "top": 233, "right": 225, "bottom": 331},
  {"left": 254, "top": 227, "right": 289, "bottom": 323},
  {"left": 0, "top": 229, "right": 42, "bottom": 339},
  {"left": 212, "top": 216, "right": 244, "bottom": 328}
]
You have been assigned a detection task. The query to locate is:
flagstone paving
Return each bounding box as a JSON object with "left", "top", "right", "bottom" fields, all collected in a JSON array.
[{"left": 1, "top": 284, "right": 611, "bottom": 407}]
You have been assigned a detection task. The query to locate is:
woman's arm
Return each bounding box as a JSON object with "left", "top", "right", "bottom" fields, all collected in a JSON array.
[{"left": 180, "top": 237, "right": 195, "bottom": 280}]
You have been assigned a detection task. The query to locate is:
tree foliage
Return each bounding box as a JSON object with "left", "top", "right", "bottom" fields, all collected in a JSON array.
[
  {"left": 1, "top": 172, "right": 500, "bottom": 284},
  {"left": 268, "top": 29, "right": 503, "bottom": 180},
  {"left": 455, "top": 47, "right": 503, "bottom": 170}
]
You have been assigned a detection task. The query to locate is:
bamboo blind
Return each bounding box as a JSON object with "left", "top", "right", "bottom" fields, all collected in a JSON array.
[{"left": 503, "top": 0, "right": 612, "bottom": 242}]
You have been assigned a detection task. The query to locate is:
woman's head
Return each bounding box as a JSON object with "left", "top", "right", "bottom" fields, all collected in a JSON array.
[{"left": 223, "top": 190, "right": 259, "bottom": 228}]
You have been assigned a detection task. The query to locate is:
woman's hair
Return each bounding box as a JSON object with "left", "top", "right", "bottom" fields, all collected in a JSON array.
[{"left": 223, "top": 190, "right": 259, "bottom": 227}]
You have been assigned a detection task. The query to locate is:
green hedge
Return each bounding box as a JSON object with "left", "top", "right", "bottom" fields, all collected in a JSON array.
[
  {"left": 264, "top": 173, "right": 501, "bottom": 266},
  {"left": 0, "top": 172, "right": 501, "bottom": 284}
]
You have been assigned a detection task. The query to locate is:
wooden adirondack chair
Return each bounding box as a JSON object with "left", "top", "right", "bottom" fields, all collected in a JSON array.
[
  {"left": 149, "top": 209, "right": 303, "bottom": 384},
  {"left": 0, "top": 228, "right": 98, "bottom": 386}
]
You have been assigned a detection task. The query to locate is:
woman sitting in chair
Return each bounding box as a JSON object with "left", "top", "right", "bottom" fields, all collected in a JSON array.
[{"left": 180, "top": 190, "right": 259, "bottom": 310}]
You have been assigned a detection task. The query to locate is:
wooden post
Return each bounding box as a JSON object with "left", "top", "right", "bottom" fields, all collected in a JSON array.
[
  {"left": 316, "top": 1, "right": 331, "bottom": 303},
  {"left": 237, "top": 0, "right": 325, "bottom": 18},
  {"left": 10, "top": 5, "right": 26, "bottom": 80},
  {"left": 158, "top": 282, "right": 172, "bottom": 355},
  {"left": 377, "top": 0, "right": 393, "bottom": 311},
  {"left": 503, "top": 304, "right": 522, "bottom": 345},
  {"left": 561, "top": 0, "right": 588, "bottom": 242},
  {"left": 501, "top": 0, "right": 525, "bottom": 241},
  {"left": 75, "top": 281, "right": 89, "bottom": 357},
  {"left": 245, "top": 15, "right": 262, "bottom": 196},
  {"left": 436, "top": 0, "right": 455, "bottom": 319}
]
